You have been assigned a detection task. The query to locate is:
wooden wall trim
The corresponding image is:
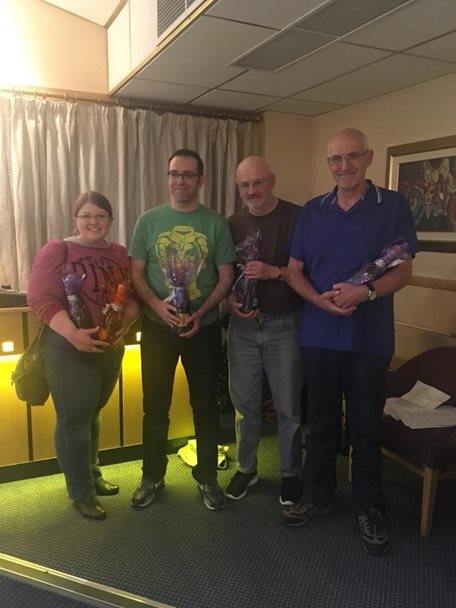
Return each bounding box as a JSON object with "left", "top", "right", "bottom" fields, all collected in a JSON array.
[{"left": 410, "top": 275, "right": 456, "bottom": 291}]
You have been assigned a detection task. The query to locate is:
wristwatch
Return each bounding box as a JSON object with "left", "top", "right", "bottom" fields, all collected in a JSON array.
[
  {"left": 276, "top": 266, "right": 284, "bottom": 280},
  {"left": 365, "top": 283, "right": 377, "bottom": 301}
]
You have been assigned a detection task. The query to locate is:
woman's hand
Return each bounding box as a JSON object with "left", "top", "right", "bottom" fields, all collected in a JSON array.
[{"left": 67, "top": 326, "right": 109, "bottom": 352}]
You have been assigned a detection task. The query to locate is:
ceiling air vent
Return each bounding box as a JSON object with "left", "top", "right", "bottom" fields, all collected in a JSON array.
[
  {"left": 157, "top": 0, "right": 200, "bottom": 37},
  {"left": 158, "top": 0, "right": 186, "bottom": 37},
  {"left": 233, "top": 29, "right": 335, "bottom": 72},
  {"left": 232, "top": 0, "right": 414, "bottom": 72},
  {"left": 295, "top": 0, "right": 414, "bottom": 36}
]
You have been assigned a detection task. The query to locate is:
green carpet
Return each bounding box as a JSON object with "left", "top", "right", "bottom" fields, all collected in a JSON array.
[{"left": 1, "top": 431, "right": 455, "bottom": 608}]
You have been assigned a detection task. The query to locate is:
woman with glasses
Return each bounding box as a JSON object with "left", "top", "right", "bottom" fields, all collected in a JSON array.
[{"left": 27, "top": 192, "right": 141, "bottom": 520}]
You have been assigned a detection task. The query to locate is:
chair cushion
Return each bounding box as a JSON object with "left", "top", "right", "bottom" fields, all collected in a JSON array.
[{"left": 382, "top": 415, "right": 456, "bottom": 469}]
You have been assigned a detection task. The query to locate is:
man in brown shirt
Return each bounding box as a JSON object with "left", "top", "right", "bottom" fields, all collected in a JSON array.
[{"left": 225, "top": 156, "right": 303, "bottom": 505}]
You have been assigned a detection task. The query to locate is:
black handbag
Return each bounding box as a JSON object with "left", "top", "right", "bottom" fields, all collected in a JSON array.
[{"left": 11, "top": 325, "right": 49, "bottom": 405}]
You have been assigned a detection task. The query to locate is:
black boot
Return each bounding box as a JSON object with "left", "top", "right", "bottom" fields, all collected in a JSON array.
[
  {"left": 95, "top": 479, "right": 120, "bottom": 496},
  {"left": 73, "top": 497, "right": 107, "bottom": 520}
]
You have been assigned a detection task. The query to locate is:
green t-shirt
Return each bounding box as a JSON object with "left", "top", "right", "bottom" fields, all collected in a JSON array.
[{"left": 129, "top": 203, "right": 236, "bottom": 326}]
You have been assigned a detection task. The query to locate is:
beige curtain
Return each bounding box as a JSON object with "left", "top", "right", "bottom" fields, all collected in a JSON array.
[{"left": 0, "top": 96, "right": 260, "bottom": 290}]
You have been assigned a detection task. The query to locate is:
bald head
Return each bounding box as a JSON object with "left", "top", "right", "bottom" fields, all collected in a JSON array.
[
  {"left": 236, "top": 156, "right": 277, "bottom": 216},
  {"left": 327, "top": 128, "right": 370, "bottom": 156},
  {"left": 236, "top": 156, "right": 273, "bottom": 181}
]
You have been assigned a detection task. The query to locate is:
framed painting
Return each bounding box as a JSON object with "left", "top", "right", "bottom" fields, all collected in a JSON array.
[{"left": 386, "top": 135, "right": 456, "bottom": 253}]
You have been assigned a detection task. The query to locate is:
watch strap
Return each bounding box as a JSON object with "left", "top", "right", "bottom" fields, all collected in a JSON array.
[{"left": 366, "top": 283, "right": 376, "bottom": 301}]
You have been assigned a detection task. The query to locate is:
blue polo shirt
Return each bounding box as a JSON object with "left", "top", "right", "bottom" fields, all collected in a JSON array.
[{"left": 290, "top": 181, "right": 418, "bottom": 357}]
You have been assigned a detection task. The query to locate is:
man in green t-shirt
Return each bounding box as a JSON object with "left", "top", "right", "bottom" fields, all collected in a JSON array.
[{"left": 129, "top": 149, "right": 235, "bottom": 511}]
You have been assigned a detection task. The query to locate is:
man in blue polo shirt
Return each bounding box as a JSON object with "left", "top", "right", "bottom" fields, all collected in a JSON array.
[{"left": 282, "top": 128, "right": 417, "bottom": 556}]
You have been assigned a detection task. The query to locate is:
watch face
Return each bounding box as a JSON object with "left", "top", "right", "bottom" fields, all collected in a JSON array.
[{"left": 368, "top": 286, "right": 376, "bottom": 301}]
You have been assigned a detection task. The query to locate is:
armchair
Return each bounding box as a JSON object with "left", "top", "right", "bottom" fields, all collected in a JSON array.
[{"left": 382, "top": 346, "right": 456, "bottom": 536}]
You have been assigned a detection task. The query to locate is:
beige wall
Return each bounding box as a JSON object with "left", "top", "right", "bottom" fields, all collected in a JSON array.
[
  {"left": 261, "top": 112, "right": 313, "bottom": 204},
  {"left": 310, "top": 72, "right": 456, "bottom": 196},
  {"left": 0, "top": 0, "right": 108, "bottom": 94}
]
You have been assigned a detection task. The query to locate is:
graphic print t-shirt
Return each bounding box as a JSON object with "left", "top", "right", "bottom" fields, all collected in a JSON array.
[
  {"left": 27, "top": 240, "right": 130, "bottom": 326},
  {"left": 129, "top": 203, "right": 235, "bottom": 326}
]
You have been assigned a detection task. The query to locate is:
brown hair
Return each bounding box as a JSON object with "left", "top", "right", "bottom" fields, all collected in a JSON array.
[
  {"left": 168, "top": 149, "right": 204, "bottom": 175},
  {"left": 72, "top": 191, "right": 113, "bottom": 218},
  {"left": 72, "top": 192, "right": 113, "bottom": 236}
]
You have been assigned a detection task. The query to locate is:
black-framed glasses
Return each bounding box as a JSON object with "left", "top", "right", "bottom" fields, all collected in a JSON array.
[
  {"left": 327, "top": 150, "right": 370, "bottom": 166},
  {"left": 167, "top": 170, "right": 199, "bottom": 180}
]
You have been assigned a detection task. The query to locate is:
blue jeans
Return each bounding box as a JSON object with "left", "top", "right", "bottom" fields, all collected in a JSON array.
[
  {"left": 140, "top": 316, "right": 222, "bottom": 484},
  {"left": 228, "top": 311, "right": 303, "bottom": 477},
  {"left": 301, "top": 347, "right": 390, "bottom": 511},
  {"left": 43, "top": 329, "right": 124, "bottom": 501}
]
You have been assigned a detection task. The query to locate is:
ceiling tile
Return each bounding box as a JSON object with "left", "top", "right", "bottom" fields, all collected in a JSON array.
[
  {"left": 407, "top": 32, "right": 456, "bottom": 63},
  {"left": 137, "top": 16, "right": 272, "bottom": 88},
  {"left": 266, "top": 98, "right": 344, "bottom": 116},
  {"left": 103, "top": 0, "right": 456, "bottom": 115},
  {"left": 222, "top": 43, "right": 390, "bottom": 97},
  {"left": 117, "top": 78, "right": 209, "bottom": 104},
  {"left": 191, "top": 90, "right": 281, "bottom": 112},
  {"left": 295, "top": 0, "right": 412, "bottom": 36},
  {"left": 345, "top": 0, "right": 456, "bottom": 51},
  {"left": 298, "top": 54, "right": 456, "bottom": 105},
  {"left": 207, "top": 0, "right": 331, "bottom": 30}
]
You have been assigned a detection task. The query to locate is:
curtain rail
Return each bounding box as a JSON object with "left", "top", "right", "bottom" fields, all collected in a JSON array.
[{"left": 0, "top": 87, "right": 262, "bottom": 123}]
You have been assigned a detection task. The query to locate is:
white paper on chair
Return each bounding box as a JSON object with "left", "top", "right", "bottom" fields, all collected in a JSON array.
[
  {"left": 384, "top": 381, "right": 456, "bottom": 429},
  {"left": 399, "top": 380, "right": 450, "bottom": 409}
]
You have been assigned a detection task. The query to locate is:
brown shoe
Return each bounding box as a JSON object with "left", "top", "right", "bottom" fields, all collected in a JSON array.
[
  {"left": 95, "top": 478, "right": 120, "bottom": 496},
  {"left": 73, "top": 498, "right": 107, "bottom": 520}
]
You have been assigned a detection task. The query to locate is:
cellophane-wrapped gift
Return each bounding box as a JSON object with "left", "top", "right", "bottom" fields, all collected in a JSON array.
[
  {"left": 163, "top": 253, "right": 201, "bottom": 335},
  {"left": 347, "top": 239, "right": 411, "bottom": 285},
  {"left": 98, "top": 276, "right": 132, "bottom": 346},
  {"left": 233, "top": 230, "right": 262, "bottom": 313},
  {"left": 62, "top": 267, "right": 94, "bottom": 329}
]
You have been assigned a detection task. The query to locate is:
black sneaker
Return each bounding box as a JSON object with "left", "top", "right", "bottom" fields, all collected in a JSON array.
[
  {"left": 225, "top": 471, "right": 259, "bottom": 500},
  {"left": 198, "top": 480, "right": 225, "bottom": 510},
  {"left": 279, "top": 476, "right": 301, "bottom": 506},
  {"left": 358, "top": 507, "right": 389, "bottom": 556},
  {"left": 281, "top": 501, "right": 332, "bottom": 527},
  {"left": 131, "top": 478, "right": 164, "bottom": 508}
]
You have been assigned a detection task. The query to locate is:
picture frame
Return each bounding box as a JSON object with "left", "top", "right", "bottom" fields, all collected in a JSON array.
[{"left": 386, "top": 135, "right": 456, "bottom": 253}]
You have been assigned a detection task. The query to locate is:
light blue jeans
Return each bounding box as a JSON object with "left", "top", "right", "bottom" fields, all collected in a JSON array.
[{"left": 228, "top": 311, "right": 303, "bottom": 478}]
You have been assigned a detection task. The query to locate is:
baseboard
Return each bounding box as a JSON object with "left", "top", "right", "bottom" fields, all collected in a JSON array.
[{"left": 0, "top": 438, "right": 192, "bottom": 483}]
